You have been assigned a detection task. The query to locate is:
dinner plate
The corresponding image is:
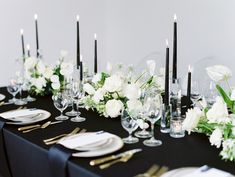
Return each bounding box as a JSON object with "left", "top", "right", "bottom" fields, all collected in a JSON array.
[
  {"left": 161, "top": 167, "right": 197, "bottom": 177},
  {"left": 6, "top": 109, "right": 51, "bottom": 125},
  {"left": 72, "top": 134, "right": 124, "bottom": 158},
  {"left": 0, "top": 94, "right": 5, "bottom": 101}
]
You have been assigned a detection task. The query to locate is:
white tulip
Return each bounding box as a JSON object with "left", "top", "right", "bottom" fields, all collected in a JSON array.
[
  {"left": 146, "top": 60, "right": 156, "bottom": 76},
  {"left": 24, "top": 57, "right": 37, "bottom": 70},
  {"left": 83, "top": 83, "right": 95, "bottom": 95},
  {"left": 92, "top": 88, "right": 106, "bottom": 104},
  {"left": 36, "top": 60, "right": 46, "bottom": 74},
  {"left": 206, "top": 65, "right": 232, "bottom": 82},
  {"left": 103, "top": 75, "right": 123, "bottom": 92},
  {"left": 206, "top": 96, "right": 230, "bottom": 124},
  {"left": 209, "top": 128, "right": 223, "bottom": 148},
  {"left": 44, "top": 66, "right": 53, "bottom": 79},
  {"left": 182, "top": 107, "right": 203, "bottom": 134},
  {"left": 105, "top": 99, "right": 124, "bottom": 118},
  {"left": 92, "top": 73, "right": 102, "bottom": 84},
  {"left": 32, "top": 77, "right": 46, "bottom": 90},
  {"left": 106, "top": 61, "right": 113, "bottom": 73},
  {"left": 123, "top": 83, "right": 141, "bottom": 100}
]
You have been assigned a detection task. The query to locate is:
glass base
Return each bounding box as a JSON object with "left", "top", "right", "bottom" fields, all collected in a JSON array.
[
  {"left": 160, "top": 128, "right": 170, "bottom": 133},
  {"left": 122, "top": 136, "right": 139, "bottom": 144},
  {"left": 65, "top": 110, "right": 78, "bottom": 116},
  {"left": 15, "top": 99, "right": 27, "bottom": 105},
  {"left": 143, "top": 138, "right": 162, "bottom": 147},
  {"left": 8, "top": 98, "right": 15, "bottom": 103},
  {"left": 70, "top": 116, "right": 86, "bottom": 122},
  {"left": 170, "top": 132, "right": 185, "bottom": 138},
  {"left": 25, "top": 96, "right": 36, "bottom": 102},
  {"left": 134, "top": 130, "right": 151, "bottom": 138},
  {"left": 55, "top": 115, "right": 69, "bottom": 121}
]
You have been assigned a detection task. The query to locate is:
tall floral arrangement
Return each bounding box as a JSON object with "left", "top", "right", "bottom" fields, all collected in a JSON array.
[
  {"left": 183, "top": 65, "right": 235, "bottom": 162},
  {"left": 82, "top": 61, "right": 164, "bottom": 118},
  {"left": 24, "top": 51, "right": 74, "bottom": 96}
]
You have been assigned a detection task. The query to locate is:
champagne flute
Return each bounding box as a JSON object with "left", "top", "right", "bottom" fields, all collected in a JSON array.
[
  {"left": 121, "top": 109, "right": 139, "bottom": 144},
  {"left": 52, "top": 92, "right": 69, "bottom": 121},
  {"left": 143, "top": 94, "right": 163, "bottom": 147},
  {"left": 7, "top": 78, "right": 19, "bottom": 103}
]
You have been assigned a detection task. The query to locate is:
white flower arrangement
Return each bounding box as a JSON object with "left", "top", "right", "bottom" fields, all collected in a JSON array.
[
  {"left": 24, "top": 51, "right": 73, "bottom": 96},
  {"left": 182, "top": 65, "right": 235, "bottom": 162},
  {"left": 82, "top": 61, "right": 163, "bottom": 118}
]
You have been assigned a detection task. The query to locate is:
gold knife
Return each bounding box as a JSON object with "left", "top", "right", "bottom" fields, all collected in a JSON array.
[
  {"left": 90, "top": 148, "right": 142, "bottom": 166},
  {"left": 18, "top": 121, "right": 62, "bottom": 131}
]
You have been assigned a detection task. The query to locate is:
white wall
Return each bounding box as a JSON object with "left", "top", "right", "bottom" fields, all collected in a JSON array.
[{"left": 1, "top": 0, "right": 235, "bottom": 86}]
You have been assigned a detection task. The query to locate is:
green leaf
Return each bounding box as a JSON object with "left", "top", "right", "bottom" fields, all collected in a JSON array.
[{"left": 216, "top": 84, "right": 234, "bottom": 110}]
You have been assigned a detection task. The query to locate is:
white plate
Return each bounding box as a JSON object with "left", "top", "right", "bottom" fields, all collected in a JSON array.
[
  {"left": 6, "top": 109, "right": 51, "bottom": 125},
  {"left": 72, "top": 134, "right": 124, "bottom": 157},
  {"left": 161, "top": 167, "right": 197, "bottom": 177},
  {"left": 0, "top": 94, "right": 5, "bottom": 101}
]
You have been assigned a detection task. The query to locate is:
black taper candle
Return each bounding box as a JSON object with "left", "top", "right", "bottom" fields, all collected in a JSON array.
[
  {"left": 187, "top": 65, "right": 192, "bottom": 107},
  {"left": 172, "top": 14, "right": 177, "bottom": 82},
  {"left": 26, "top": 44, "right": 31, "bottom": 57},
  {"left": 34, "top": 14, "right": 39, "bottom": 58},
  {"left": 164, "top": 40, "right": 170, "bottom": 106},
  {"left": 76, "top": 15, "right": 80, "bottom": 69},
  {"left": 80, "top": 55, "right": 83, "bottom": 81},
  {"left": 20, "top": 29, "right": 25, "bottom": 58},
  {"left": 94, "top": 33, "right": 97, "bottom": 74}
]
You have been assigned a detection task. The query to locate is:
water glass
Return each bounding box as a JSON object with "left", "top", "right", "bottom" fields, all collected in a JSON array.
[
  {"left": 15, "top": 76, "right": 27, "bottom": 105},
  {"left": 170, "top": 117, "right": 185, "bottom": 138},
  {"left": 121, "top": 110, "right": 139, "bottom": 144},
  {"left": 65, "top": 78, "right": 78, "bottom": 117},
  {"left": 160, "top": 104, "right": 172, "bottom": 133},
  {"left": 52, "top": 92, "right": 69, "bottom": 121}
]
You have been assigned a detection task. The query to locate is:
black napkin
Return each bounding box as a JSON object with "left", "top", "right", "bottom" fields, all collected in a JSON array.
[
  {"left": 0, "top": 120, "right": 12, "bottom": 177},
  {"left": 48, "top": 144, "right": 72, "bottom": 177}
]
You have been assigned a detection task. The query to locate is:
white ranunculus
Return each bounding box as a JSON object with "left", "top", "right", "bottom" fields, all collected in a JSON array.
[
  {"left": 206, "top": 65, "right": 232, "bottom": 82},
  {"left": 209, "top": 128, "right": 223, "bottom": 148},
  {"left": 136, "top": 119, "right": 149, "bottom": 129},
  {"left": 36, "top": 60, "right": 46, "bottom": 74},
  {"left": 146, "top": 60, "right": 156, "bottom": 76},
  {"left": 123, "top": 83, "right": 141, "bottom": 100},
  {"left": 60, "top": 50, "right": 68, "bottom": 58},
  {"left": 103, "top": 75, "right": 123, "bottom": 92},
  {"left": 127, "top": 99, "right": 142, "bottom": 113},
  {"left": 44, "top": 66, "right": 53, "bottom": 79},
  {"left": 106, "top": 61, "right": 113, "bottom": 73},
  {"left": 50, "top": 75, "right": 59, "bottom": 83},
  {"left": 60, "top": 62, "right": 74, "bottom": 77},
  {"left": 92, "top": 73, "right": 102, "bottom": 84},
  {"left": 206, "top": 96, "right": 230, "bottom": 124},
  {"left": 231, "top": 88, "right": 235, "bottom": 101},
  {"left": 105, "top": 99, "right": 124, "bottom": 118},
  {"left": 83, "top": 83, "right": 95, "bottom": 95},
  {"left": 182, "top": 107, "right": 203, "bottom": 134},
  {"left": 92, "top": 88, "right": 106, "bottom": 104},
  {"left": 24, "top": 57, "right": 37, "bottom": 70},
  {"left": 51, "top": 82, "right": 60, "bottom": 90}
]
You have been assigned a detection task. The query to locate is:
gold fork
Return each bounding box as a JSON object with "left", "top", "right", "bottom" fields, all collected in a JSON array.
[
  {"left": 134, "top": 164, "right": 160, "bottom": 177},
  {"left": 99, "top": 153, "right": 133, "bottom": 169},
  {"left": 151, "top": 166, "right": 169, "bottom": 177}
]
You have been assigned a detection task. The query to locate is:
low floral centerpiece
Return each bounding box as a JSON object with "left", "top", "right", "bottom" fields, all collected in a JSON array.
[{"left": 183, "top": 65, "right": 235, "bottom": 162}]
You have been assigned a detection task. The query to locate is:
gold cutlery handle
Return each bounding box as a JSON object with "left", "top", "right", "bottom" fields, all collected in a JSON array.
[
  {"left": 18, "top": 125, "right": 40, "bottom": 131},
  {"left": 90, "top": 155, "right": 116, "bottom": 166},
  {"left": 99, "top": 158, "right": 121, "bottom": 169},
  {"left": 43, "top": 134, "right": 67, "bottom": 143},
  {"left": 23, "top": 127, "right": 40, "bottom": 133},
  {"left": 152, "top": 166, "right": 169, "bottom": 177}
]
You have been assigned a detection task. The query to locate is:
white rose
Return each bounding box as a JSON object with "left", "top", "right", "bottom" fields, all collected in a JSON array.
[
  {"left": 51, "top": 82, "right": 60, "bottom": 90},
  {"left": 136, "top": 119, "right": 149, "bottom": 130},
  {"left": 231, "top": 88, "right": 235, "bottom": 101},
  {"left": 83, "top": 83, "right": 95, "bottom": 95},
  {"left": 209, "top": 128, "right": 223, "bottom": 148},
  {"left": 24, "top": 57, "right": 37, "bottom": 70},
  {"left": 60, "top": 50, "right": 68, "bottom": 58},
  {"left": 206, "top": 96, "right": 230, "bottom": 124},
  {"left": 103, "top": 75, "right": 123, "bottom": 92},
  {"left": 92, "top": 88, "right": 106, "bottom": 104},
  {"left": 50, "top": 75, "right": 59, "bottom": 83},
  {"left": 106, "top": 61, "right": 113, "bottom": 73},
  {"left": 92, "top": 73, "right": 102, "bottom": 84},
  {"left": 146, "top": 60, "right": 156, "bottom": 76},
  {"left": 44, "top": 66, "right": 53, "bottom": 79},
  {"left": 123, "top": 83, "right": 141, "bottom": 100},
  {"left": 36, "top": 60, "right": 46, "bottom": 74},
  {"left": 105, "top": 99, "right": 124, "bottom": 118},
  {"left": 60, "top": 62, "right": 74, "bottom": 77},
  {"left": 182, "top": 107, "right": 203, "bottom": 134},
  {"left": 206, "top": 65, "right": 232, "bottom": 82}
]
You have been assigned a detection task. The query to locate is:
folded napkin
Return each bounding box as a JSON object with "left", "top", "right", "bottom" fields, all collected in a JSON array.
[
  {"left": 0, "top": 109, "right": 40, "bottom": 119},
  {"left": 182, "top": 165, "right": 232, "bottom": 177},
  {"left": 59, "top": 131, "right": 115, "bottom": 149}
]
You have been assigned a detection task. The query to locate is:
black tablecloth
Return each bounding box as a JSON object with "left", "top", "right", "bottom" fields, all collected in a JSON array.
[{"left": 0, "top": 87, "right": 235, "bottom": 177}]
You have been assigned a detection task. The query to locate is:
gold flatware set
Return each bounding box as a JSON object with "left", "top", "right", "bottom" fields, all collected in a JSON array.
[{"left": 134, "top": 164, "right": 169, "bottom": 177}]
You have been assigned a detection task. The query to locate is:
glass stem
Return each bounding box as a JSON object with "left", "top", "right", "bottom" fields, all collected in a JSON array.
[
  {"left": 71, "top": 101, "right": 74, "bottom": 111},
  {"left": 151, "top": 123, "right": 155, "bottom": 139},
  {"left": 60, "top": 110, "right": 63, "bottom": 116},
  {"left": 128, "top": 131, "right": 133, "bottom": 139},
  {"left": 19, "top": 88, "right": 22, "bottom": 99}
]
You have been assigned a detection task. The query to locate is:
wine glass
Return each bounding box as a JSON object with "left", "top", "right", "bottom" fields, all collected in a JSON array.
[
  {"left": 143, "top": 93, "right": 163, "bottom": 147},
  {"left": 121, "top": 109, "right": 139, "bottom": 144},
  {"left": 14, "top": 74, "right": 27, "bottom": 105},
  {"left": 7, "top": 78, "right": 19, "bottom": 103},
  {"left": 23, "top": 79, "right": 36, "bottom": 102},
  {"left": 52, "top": 92, "right": 69, "bottom": 121},
  {"left": 65, "top": 78, "right": 78, "bottom": 117},
  {"left": 191, "top": 79, "right": 201, "bottom": 106},
  {"left": 205, "top": 81, "right": 217, "bottom": 107},
  {"left": 70, "top": 81, "right": 86, "bottom": 122}
]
